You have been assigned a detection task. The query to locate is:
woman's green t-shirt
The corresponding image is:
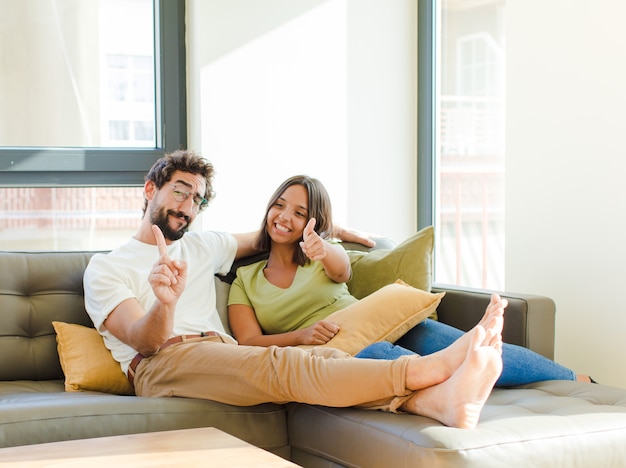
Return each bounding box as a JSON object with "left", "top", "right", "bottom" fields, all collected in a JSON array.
[{"left": 228, "top": 260, "right": 357, "bottom": 334}]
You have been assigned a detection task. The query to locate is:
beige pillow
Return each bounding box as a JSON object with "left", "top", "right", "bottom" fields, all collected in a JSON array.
[
  {"left": 347, "top": 226, "right": 436, "bottom": 320},
  {"left": 299, "top": 280, "right": 444, "bottom": 356},
  {"left": 52, "top": 321, "right": 135, "bottom": 395}
]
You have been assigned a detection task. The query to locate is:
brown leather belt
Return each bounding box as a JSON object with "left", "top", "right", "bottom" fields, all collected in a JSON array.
[{"left": 127, "top": 332, "right": 220, "bottom": 387}]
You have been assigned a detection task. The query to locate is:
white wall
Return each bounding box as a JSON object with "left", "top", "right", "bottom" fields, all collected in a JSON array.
[
  {"left": 506, "top": 0, "right": 626, "bottom": 388},
  {"left": 186, "top": 0, "right": 417, "bottom": 243},
  {"left": 345, "top": 1, "right": 417, "bottom": 239}
]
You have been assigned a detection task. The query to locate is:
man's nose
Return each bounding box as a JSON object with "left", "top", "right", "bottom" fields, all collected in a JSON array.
[{"left": 180, "top": 195, "right": 195, "bottom": 212}]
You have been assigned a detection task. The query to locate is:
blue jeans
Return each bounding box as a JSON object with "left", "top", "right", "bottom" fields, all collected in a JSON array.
[{"left": 354, "top": 319, "right": 576, "bottom": 387}]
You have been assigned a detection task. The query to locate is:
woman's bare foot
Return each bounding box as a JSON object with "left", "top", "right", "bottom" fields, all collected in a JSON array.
[
  {"left": 576, "top": 374, "right": 592, "bottom": 383},
  {"left": 404, "top": 294, "right": 506, "bottom": 390},
  {"left": 401, "top": 325, "right": 503, "bottom": 429}
]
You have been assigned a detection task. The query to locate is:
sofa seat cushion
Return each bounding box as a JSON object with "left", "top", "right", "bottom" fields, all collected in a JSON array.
[
  {"left": 0, "top": 381, "right": 289, "bottom": 458},
  {"left": 287, "top": 381, "right": 626, "bottom": 467}
]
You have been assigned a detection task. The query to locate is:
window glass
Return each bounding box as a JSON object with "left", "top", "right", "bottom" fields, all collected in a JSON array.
[
  {"left": 0, "top": 0, "right": 164, "bottom": 252},
  {"left": 435, "top": 0, "right": 506, "bottom": 289},
  {"left": 0, "top": 0, "right": 155, "bottom": 148},
  {"left": 0, "top": 187, "right": 144, "bottom": 251}
]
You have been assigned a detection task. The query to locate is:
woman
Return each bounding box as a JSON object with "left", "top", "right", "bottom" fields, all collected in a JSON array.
[
  {"left": 228, "top": 175, "right": 352, "bottom": 347},
  {"left": 227, "top": 175, "right": 590, "bottom": 386}
]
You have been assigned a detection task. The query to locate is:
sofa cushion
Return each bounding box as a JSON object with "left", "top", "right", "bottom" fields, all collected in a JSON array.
[
  {"left": 0, "top": 381, "right": 289, "bottom": 457},
  {"left": 52, "top": 321, "right": 134, "bottom": 396},
  {"left": 346, "top": 226, "right": 436, "bottom": 319},
  {"left": 298, "top": 281, "right": 444, "bottom": 355},
  {"left": 0, "top": 251, "right": 96, "bottom": 381},
  {"left": 287, "top": 380, "right": 626, "bottom": 467}
]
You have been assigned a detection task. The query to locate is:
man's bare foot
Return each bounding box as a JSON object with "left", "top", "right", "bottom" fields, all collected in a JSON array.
[
  {"left": 401, "top": 325, "right": 503, "bottom": 429},
  {"left": 404, "top": 294, "right": 506, "bottom": 390},
  {"left": 458, "top": 294, "right": 506, "bottom": 353},
  {"left": 576, "top": 374, "right": 592, "bottom": 383},
  {"left": 478, "top": 294, "right": 507, "bottom": 328}
]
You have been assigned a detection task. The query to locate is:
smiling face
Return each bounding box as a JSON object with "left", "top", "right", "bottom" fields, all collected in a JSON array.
[
  {"left": 146, "top": 170, "right": 207, "bottom": 241},
  {"left": 266, "top": 184, "right": 309, "bottom": 246},
  {"left": 254, "top": 175, "right": 334, "bottom": 266}
]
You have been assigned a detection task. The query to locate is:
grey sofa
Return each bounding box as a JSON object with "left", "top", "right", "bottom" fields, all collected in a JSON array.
[{"left": 2, "top": 247, "right": 626, "bottom": 467}]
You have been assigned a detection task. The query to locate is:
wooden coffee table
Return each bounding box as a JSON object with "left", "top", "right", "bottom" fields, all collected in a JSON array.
[{"left": 0, "top": 427, "right": 300, "bottom": 467}]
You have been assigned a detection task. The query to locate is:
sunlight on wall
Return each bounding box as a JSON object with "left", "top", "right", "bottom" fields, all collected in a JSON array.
[{"left": 199, "top": 1, "right": 348, "bottom": 234}]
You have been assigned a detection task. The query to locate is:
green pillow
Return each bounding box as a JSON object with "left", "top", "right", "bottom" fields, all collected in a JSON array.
[{"left": 346, "top": 226, "right": 435, "bottom": 318}]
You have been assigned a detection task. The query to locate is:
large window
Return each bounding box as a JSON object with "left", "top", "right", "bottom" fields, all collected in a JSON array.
[
  {"left": 419, "top": 0, "right": 506, "bottom": 289},
  {"left": 0, "top": 0, "right": 186, "bottom": 251}
]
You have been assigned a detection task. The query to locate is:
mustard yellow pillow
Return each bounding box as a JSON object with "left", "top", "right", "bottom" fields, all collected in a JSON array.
[
  {"left": 299, "top": 280, "right": 444, "bottom": 356},
  {"left": 52, "top": 321, "right": 134, "bottom": 396}
]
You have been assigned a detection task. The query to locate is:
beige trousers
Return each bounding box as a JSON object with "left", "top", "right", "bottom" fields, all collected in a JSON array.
[{"left": 133, "top": 336, "right": 413, "bottom": 412}]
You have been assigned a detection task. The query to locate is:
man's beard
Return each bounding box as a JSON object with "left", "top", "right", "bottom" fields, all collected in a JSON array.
[{"left": 150, "top": 207, "right": 191, "bottom": 241}]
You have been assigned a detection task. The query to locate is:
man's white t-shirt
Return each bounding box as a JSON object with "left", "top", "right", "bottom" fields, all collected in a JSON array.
[{"left": 84, "top": 230, "right": 238, "bottom": 374}]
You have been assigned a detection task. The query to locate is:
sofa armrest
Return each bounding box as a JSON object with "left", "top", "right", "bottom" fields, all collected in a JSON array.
[{"left": 431, "top": 283, "right": 556, "bottom": 360}]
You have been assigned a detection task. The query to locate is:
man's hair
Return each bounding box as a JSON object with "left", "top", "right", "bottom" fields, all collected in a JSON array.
[
  {"left": 142, "top": 150, "right": 215, "bottom": 215},
  {"left": 254, "top": 175, "right": 333, "bottom": 266}
]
